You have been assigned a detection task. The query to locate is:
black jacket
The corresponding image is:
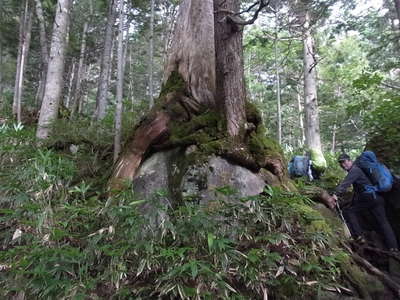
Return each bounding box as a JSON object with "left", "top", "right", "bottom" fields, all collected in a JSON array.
[{"left": 335, "top": 165, "right": 372, "bottom": 197}]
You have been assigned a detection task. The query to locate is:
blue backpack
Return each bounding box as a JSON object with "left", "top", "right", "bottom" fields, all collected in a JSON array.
[
  {"left": 288, "top": 155, "right": 310, "bottom": 178},
  {"left": 355, "top": 151, "right": 393, "bottom": 193}
]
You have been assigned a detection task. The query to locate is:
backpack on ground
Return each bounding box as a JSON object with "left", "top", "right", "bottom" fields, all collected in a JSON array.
[
  {"left": 288, "top": 155, "right": 310, "bottom": 178},
  {"left": 355, "top": 151, "right": 393, "bottom": 193}
]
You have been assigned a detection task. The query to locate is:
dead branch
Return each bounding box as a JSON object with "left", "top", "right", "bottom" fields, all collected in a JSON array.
[
  {"left": 342, "top": 242, "right": 400, "bottom": 298},
  {"left": 227, "top": 0, "right": 270, "bottom": 26}
]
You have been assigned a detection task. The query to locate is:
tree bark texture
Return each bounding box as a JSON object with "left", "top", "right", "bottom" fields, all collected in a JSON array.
[
  {"left": 148, "top": 0, "right": 155, "bottom": 108},
  {"left": 65, "top": 59, "right": 77, "bottom": 108},
  {"left": 34, "top": 0, "right": 49, "bottom": 107},
  {"left": 71, "top": 21, "right": 88, "bottom": 117},
  {"left": 303, "top": 10, "right": 326, "bottom": 171},
  {"left": 110, "top": 0, "right": 286, "bottom": 191},
  {"left": 0, "top": 42, "right": 3, "bottom": 108},
  {"left": 214, "top": 0, "right": 246, "bottom": 137},
  {"left": 303, "top": 11, "right": 321, "bottom": 151},
  {"left": 275, "top": 22, "right": 281, "bottom": 145},
  {"left": 36, "top": 0, "right": 72, "bottom": 140},
  {"left": 297, "top": 91, "right": 305, "bottom": 148},
  {"left": 12, "top": 2, "right": 25, "bottom": 117},
  {"left": 114, "top": 0, "right": 125, "bottom": 163},
  {"left": 164, "top": 0, "right": 216, "bottom": 109},
  {"left": 94, "top": 0, "right": 117, "bottom": 121}
]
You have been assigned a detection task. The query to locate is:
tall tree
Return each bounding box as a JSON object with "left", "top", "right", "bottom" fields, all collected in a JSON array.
[
  {"left": 34, "top": 0, "right": 49, "bottom": 107},
  {"left": 214, "top": 0, "right": 246, "bottom": 137},
  {"left": 274, "top": 12, "right": 282, "bottom": 145},
  {"left": 36, "top": 0, "right": 72, "bottom": 140},
  {"left": 70, "top": 20, "right": 89, "bottom": 117},
  {"left": 13, "top": 0, "right": 33, "bottom": 123},
  {"left": 0, "top": 41, "right": 3, "bottom": 108},
  {"left": 114, "top": 0, "right": 126, "bottom": 162},
  {"left": 302, "top": 6, "right": 326, "bottom": 172},
  {"left": 110, "top": 0, "right": 286, "bottom": 191},
  {"left": 394, "top": 0, "right": 400, "bottom": 23},
  {"left": 94, "top": 0, "right": 117, "bottom": 121},
  {"left": 148, "top": 0, "right": 155, "bottom": 108}
]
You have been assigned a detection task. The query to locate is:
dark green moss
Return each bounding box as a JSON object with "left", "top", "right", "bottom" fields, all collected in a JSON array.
[
  {"left": 159, "top": 71, "right": 186, "bottom": 99},
  {"left": 248, "top": 124, "right": 283, "bottom": 163},
  {"left": 168, "top": 111, "right": 225, "bottom": 147},
  {"left": 245, "top": 101, "right": 262, "bottom": 125}
]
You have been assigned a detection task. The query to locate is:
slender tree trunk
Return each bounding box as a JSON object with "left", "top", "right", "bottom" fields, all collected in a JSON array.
[
  {"left": 65, "top": 59, "right": 77, "bottom": 108},
  {"left": 13, "top": 2, "right": 25, "bottom": 117},
  {"left": 148, "top": 0, "right": 155, "bottom": 108},
  {"left": 13, "top": 0, "right": 33, "bottom": 123},
  {"left": 70, "top": 21, "right": 88, "bottom": 118},
  {"left": 128, "top": 43, "right": 135, "bottom": 112},
  {"left": 331, "top": 122, "right": 337, "bottom": 154},
  {"left": 36, "top": 0, "right": 72, "bottom": 140},
  {"left": 275, "top": 16, "right": 281, "bottom": 144},
  {"left": 161, "top": 1, "right": 178, "bottom": 70},
  {"left": 34, "top": 0, "right": 49, "bottom": 107},
  {"left": 297, "top": 91, "right": 305, "bottom": 148},
  {"left": 79, "top": 64, "right": 91, "bottom": 114},
  {"left": 114, "top": 0, "right": 125, "bottom": 163},
  {"left": 94, "top": 0, "right": 117, "bottom": 121},
  {"left": 0, "top": 42, "right": 3, "bottom": 108},
  {"left": 303, "top": 10, "right": 326, "bottom": 170},
  {"left": 214, "top": 0, "right": 246, "bottom": 137},
  {"left": 394, "top": 0, "right": 400, "bottom": 24}
]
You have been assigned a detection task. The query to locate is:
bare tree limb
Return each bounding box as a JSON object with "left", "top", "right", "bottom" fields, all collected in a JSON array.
[
  {"left": 380, "top": 81, "right": 400, "bottom": 90},
  {"left": 342, "top": 242, "right": 400, "bottom": 298},
  {"left": 226, "top": 0, "right": 270, "bottom": 26}
]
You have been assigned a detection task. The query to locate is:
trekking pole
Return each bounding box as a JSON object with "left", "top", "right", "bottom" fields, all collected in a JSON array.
[{"left": 335, "top": 201, "right": 352, "bottom": 238}]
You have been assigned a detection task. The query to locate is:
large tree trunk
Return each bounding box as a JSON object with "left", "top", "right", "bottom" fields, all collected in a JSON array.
[
  {"left": 13, "top": 0, "right": 33, "bottom": 123},
  {"left": 303, "top": 10, "right": 326, "bottom": 172},
  {"left": 110, "top": 0, "right": 216, "bottom": 188},
  {"left": 110, "top": 0, "right": 287, "bottom": 191},
  {"left": 36, "top": 0, "right": 72, "bottom": 140},
  {"left": 94, "top": 0, "right": 117, "bottom": 121},
  {"left": 214, "top": 0, "right": 246, "bottom": 137}
]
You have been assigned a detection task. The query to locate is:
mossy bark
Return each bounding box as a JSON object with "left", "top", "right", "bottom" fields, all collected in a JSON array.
[{"left": 109, "top": 0, "right": 290, "bottom": 191}]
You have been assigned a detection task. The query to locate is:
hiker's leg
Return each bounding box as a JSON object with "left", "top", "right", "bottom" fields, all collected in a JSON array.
[
  {"left": 343, "top": 207, "right": 363, "bottom": 238},
  {"left": 371, "top": 201, "right": 398, "bottom": 250}
]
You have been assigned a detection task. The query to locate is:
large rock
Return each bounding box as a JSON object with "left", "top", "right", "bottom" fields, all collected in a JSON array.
[{"left": 132, "top": 147, "right": 266, "bottom": 219}]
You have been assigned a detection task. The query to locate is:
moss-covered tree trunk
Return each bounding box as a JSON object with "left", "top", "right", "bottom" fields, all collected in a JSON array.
[{"left": 109, "top": 0, "right": 288, "bottom": 191}]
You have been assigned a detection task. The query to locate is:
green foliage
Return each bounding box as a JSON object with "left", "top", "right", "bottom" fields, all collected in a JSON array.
[{"left": 0, "top": 132, "right": 349, "bottom": 300}]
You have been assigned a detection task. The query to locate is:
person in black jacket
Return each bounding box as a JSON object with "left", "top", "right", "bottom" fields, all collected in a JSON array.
[{"left": 330, "top": 153, "right": 398, "bottom": 250}]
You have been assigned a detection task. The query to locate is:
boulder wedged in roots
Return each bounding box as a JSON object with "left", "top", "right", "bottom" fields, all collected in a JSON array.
[{"left": 132, "top": 147, "right": 267, "bottom": 225}]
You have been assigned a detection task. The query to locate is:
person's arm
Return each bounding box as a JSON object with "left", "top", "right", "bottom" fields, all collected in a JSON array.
[{"left": 335, "top": 167, "right": 360, "bottom": 196}]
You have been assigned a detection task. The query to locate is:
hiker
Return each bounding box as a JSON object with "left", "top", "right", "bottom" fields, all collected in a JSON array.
[
  {"left": 329, "top": 153, "right": 398, "bottom": 250},
  {"left": 288, "top": 154, "right": 321, "bottom": 181}
]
